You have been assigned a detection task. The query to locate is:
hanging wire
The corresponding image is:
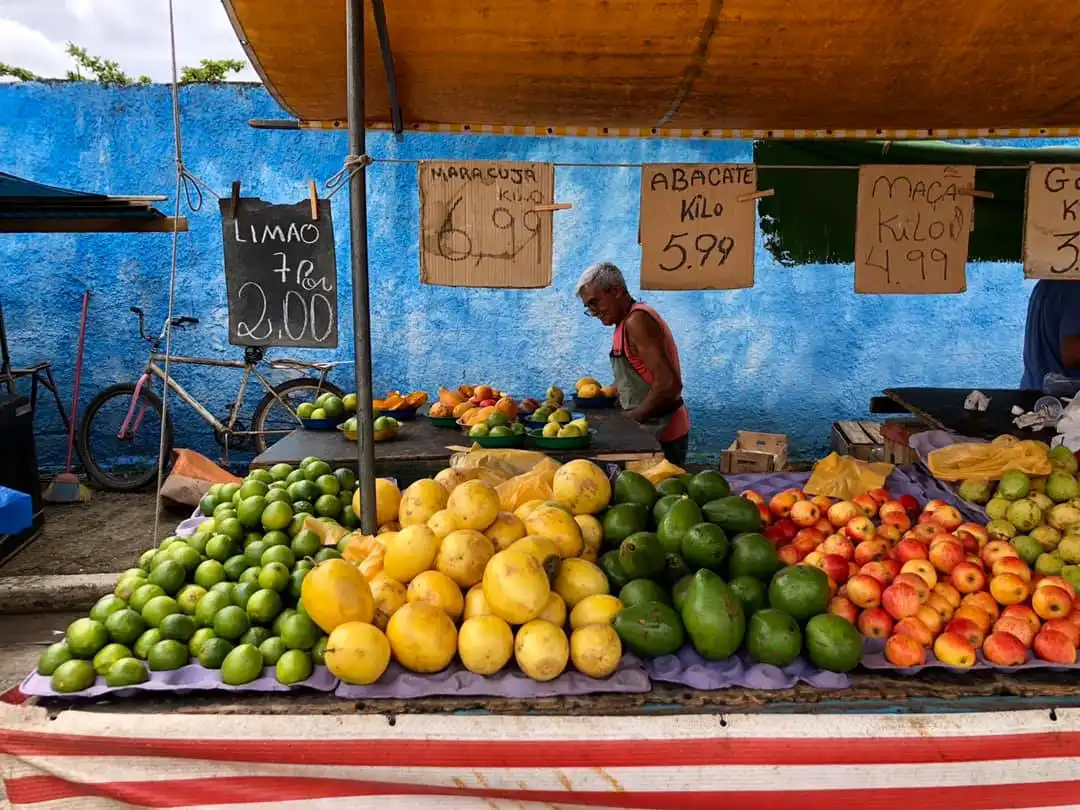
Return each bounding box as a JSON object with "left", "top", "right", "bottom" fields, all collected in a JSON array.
[
  {"left": 152, "top": 0, "right": 187, "bottom": 543},
  {"left": 325, "top": 154, "right": 373, "bottom": 197},
  {"left": 363, "top": 156, "right": 1031, "bottom": 171}
]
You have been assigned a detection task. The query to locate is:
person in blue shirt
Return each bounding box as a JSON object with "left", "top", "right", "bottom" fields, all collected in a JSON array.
[{"left": 1022, "top": 280, "right": 1080, "bottom": 389}]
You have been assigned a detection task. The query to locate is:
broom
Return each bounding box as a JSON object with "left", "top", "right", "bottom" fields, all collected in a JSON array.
[{"left": 44, "top": 290, "right": 92, "bottom": 503}]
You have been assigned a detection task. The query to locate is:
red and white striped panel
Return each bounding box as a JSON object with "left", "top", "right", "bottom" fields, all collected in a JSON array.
[{"left": 3, "top": 702, "right": 1080, "bottom": 809}]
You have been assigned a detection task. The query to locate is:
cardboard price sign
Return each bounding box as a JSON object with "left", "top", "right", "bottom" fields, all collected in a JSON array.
[
  {"left": 418, "top": 160, "right": 554, "bottom": 288},
  {"left": 854, "top": 165, "right": 975, "bottom": 294},
  {"left": 1024, "top": 165, "right": 1080, "bottom": 280},
  {"left": 639, "top": 164, "right": 757, "bottom": 291}
]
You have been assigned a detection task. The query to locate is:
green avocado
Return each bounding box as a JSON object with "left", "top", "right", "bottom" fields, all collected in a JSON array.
[
  {"left": 657, "top": 497, "right": 704, "bottom": 554},
  {"left": 702, "top": 496, "right": 764, "bottom": 535},
  {"left": 599, "top": 550, "right": 632, "bottom": 591},
  {"left": 618, "top": 532, "right": 666, "bottom": 579},
  {"left": 612, "top": 601, "right": 685, "bottom": 657},
  {"left": 728, "top": 532, "right": 780, "bottom": 582},
  {"left": 687, "top": 471, "right": 731, "bottom": 505},
  {"left": 680, "top": 523, "right": 729, "bottom": 572},
  {"left": 653, "top": 494, "right": 683, "bottom": 526},
  {"left": 680, "top": 569, "right": 745, "bottom": 661},
  {"left": 613, "top": 470, "right": 658, "bottom": 509},
  {"left": 602, "top": 503, "right": 649, "bottom": 547},
  {"left": 619, "top": 578, "right": 671, "bottom": 608}
]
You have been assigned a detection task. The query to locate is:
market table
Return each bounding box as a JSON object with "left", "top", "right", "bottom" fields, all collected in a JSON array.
[
  {"left": 250, "top": 410, "right": 663, "bottom": 480},
  {"left": 880, "top": 387, "right": 1048, "bottom": 441}
]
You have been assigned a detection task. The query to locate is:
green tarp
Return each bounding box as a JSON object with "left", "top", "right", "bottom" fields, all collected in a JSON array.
[{"left": 753, "top": 141, "right": 1080, "bottom": 266}]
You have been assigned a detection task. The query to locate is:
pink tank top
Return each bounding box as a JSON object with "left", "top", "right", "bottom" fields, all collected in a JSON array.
[{"left": 612, "top": 302, "right": 690, "bottom": 441}]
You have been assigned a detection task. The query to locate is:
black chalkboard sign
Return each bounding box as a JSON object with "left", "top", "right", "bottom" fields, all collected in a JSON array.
[{"left": 219, "top": 197, "right": 339, "bottom": 348}]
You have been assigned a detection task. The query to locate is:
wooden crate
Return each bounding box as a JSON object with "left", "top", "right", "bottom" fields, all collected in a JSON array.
[
  {"left": 830, "top": 420, "right": 885, "bottom": 462},
  {"left": 720, "top": 431, "right": 788, "bottom": 474},
  {"left": 880, "top": 419, "right": 933, "bottom": 465}
]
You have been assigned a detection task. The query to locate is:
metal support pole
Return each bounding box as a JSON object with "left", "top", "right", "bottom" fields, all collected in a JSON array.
[{"left": 346, "top": 0, "right": 378, "bottom": 535}]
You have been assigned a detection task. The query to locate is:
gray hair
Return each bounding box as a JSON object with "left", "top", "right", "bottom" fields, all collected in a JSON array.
[{"left": 576, "top": 261, "right": 627, "bottom": 297}]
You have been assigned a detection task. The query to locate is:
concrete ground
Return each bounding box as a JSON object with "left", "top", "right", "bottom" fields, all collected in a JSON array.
[{"left": 1, "top": 491, "right": 188, "bottom": 576}]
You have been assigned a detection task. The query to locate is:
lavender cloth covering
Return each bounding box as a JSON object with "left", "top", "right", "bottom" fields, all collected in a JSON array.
[
  {"left": 646, "top": 646, "right": 851, "bottom": 691},
  {"left": 21, "top": 664, "right": 339, "bottom": 699},
  {"left": 335, "top": 654, "right": 650, "bottom": 699}
]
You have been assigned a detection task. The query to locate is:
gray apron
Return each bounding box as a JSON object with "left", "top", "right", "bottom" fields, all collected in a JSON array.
[{"left": 610, "top": 332, "right": 681, "bottom": 441}]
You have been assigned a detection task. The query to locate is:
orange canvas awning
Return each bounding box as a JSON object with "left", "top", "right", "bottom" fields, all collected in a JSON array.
[{"left": 224, "top": 0, "right": 1080, "bottom": 138}]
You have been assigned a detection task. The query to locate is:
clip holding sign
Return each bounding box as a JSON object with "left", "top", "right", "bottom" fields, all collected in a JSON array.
[
  {"left": 736, "top": 188, "right": 776, "bottom": 203},
  {"left": 229, "top": 180, "right": 241, "bottom": 220},
  {"left": 958, "top": 186, "right": 995, "bottom": 199},
  {"left": 308, "top": 180, "right": 318, "bottom": 221},
  {"left": 530, "top": 202, "right": 573, "bottom": 213}
]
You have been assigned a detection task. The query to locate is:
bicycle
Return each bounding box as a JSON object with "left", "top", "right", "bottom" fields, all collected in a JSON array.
[{"left": 76, "top": 306, "right": 347, "bottom": 492}]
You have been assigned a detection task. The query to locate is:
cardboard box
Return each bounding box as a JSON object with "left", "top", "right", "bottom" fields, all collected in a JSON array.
[
  {"left": 720, "top": 431, "right": 788, "bottom": 474},
  {"left": 830, "top": 420, "right": 885, "bottom": 462}
]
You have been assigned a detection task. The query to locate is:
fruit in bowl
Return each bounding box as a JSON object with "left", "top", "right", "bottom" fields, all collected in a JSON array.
[
  {"left": 574, "top": 377, "right": 618, "bottom": 400},
  {"left": 373, "top": 415, "right": 400, "bottom": 441},
  {"left": 428, "top": 402, "right": 454, "bottom": 418},
  {"left": 373, "top": 390, "right": 427, "bottom": 413}
]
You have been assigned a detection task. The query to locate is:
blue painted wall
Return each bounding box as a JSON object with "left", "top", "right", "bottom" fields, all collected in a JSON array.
[{"left": 0, "top": 83, "right": 1047, "bottom": 469}]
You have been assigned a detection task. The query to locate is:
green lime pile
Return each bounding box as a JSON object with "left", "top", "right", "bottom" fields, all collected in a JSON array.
[
  {"left": 40, "top": 457, "right": 349, "bottom": 694},
  {"left": 599, "top": 470, "right": 856, "bottom": 673},
  {"left": 296, "top": 392, "right": 348, "bottom": 422}
]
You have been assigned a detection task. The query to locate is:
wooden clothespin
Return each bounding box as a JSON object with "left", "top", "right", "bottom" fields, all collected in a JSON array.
[
  {"left": 229, "top": 180, "right": 241, "bottom": 220},
  {"left": 737, "top": 188, "right": 776, "bottom": 203},
  {"left": 958, "top": 186, "right": 994, "bottom": 200},
  {"left": 308, "top": 180, "right": 319, "bottom": 220},
  {"left": 531, "top": 202, "right": 573, "bottom": 213}
]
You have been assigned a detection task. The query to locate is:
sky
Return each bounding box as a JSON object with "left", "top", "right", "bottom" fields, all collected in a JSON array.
[{"left": 1, "top": 0, "right": 258, "bottom": 81}]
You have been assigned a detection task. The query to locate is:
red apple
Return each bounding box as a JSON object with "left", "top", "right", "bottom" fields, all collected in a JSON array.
[
  {"left": 847, "top": 574, "right": 883, "bottom": 609},
  {"left": 893, "top": 538, "right": 929, "bottom": 565},
  {"left": 897, "top": 494, "right": 920, "bottom": 514},
  {"left": 954, "top": 604, "right": 992, "bottom": 635},
  {"left": 929, "top": 505, "right": 963, "bottom": 532},
  {"left": 1001, "top": 604, "right": 1041, "bottom": 637},
  {"left": 929, "top": 531, "right": 960, "bottom": 547},
  {"left": 1044, "top": 618, "right": 1080, "bottom": 648},
  {"left": 991, "top": 556, "right": 1031, "bottom": 583},
  {"left": 956, "top": 523, "right": 989, "bottom": 548},
  {"left": 981, "top": 540, "right": 1019, "bottom": 568},
  {"left": 764, "top": 524, "right": 788, "bottom": 545},
  {"left": 855, "top": 539, "right": 890, "bottom": 565},
  {"left": 1067, "top": 607, "right": 1080, "bottom": 631},
  {"left": 1035, "top": 576, "right": 1078, "bottom": 601},
  {"left": 817, "top": 553, "right": 851, "bottom": 584},
  {"left": 932, "top": 581, "right": 962, "bottom": 610},
  {"left": 803, "top": 550, "right": 824, "bottom": 567},
  {"left": 926, "top": 594, "right": 955, "bottom": 624},
  {"left": 962, "top": 592, "right": 1000, "bottom": 624},
  {"left": 814, "top": 518, "right": 835, "bottom": 535},
  {"left": 945, "top": 617, "right": 985, "bottom": 648},
  {"left": 990, "top": 573, "right": 1029, "bottom": 606},
  {"left": 782, "top": 488, "right": 807, "bottom": 500},
  {"left": 828, "top": 596, "right": 858, "bottom": 624},
  {"left": 741, "top": 489, "right": 765, "bottom": 506},
  {"left": 896, "top": 572, "right": 931, "bottom": 604},
  {"left": 882, "top": 559, "right": 901, "bottom": 580},
  {"left": 933, "top": 631, "right": 977, "bottom": 668},
  {"left": 853, "top": 494, "right": 880, "bottom": 518},
  {"left": 827, "top": 501, "right": 862, "bottom": 529},
  {"left": 982, "top": 631, "right": 1029, "bottom": 666},
  {"left": 885, "top": 632, "right": 927, "bottom": 667},
  {"left": 901, "top": 559, "right": 938, "bottom": 589},
  {"left": 869, "top": 487, "right": 892, "bottom": 504},
  {"left": 819, "top": 534, "right": 855, "bottom": 561},
  {"left": 859, "top": 561, "right": 892, "bottom": 586},
  {"left": 950, "top": 561, "right": 986, "bottom": 594},
  {"left": 994, "top": 615, "right": 1036, "bottom": 648},
  {"left": 790, "top": 500, "right": 821, "bottom": 528},
  {"left": 879, "top": 510, "right": 912, "bottom": 534},
  {"left": 769, "top": 491, "right": 800, "bottom": 520},
  {"left": 858, "top": 607, "right": 894, "bottom": 638},
  {"left": 1034, "top": 628, "right": 1078, "bottom": 665},
  {"left": 1031, "top": 585, "right": 1073, "bottom": 621},
  {"left": 775, "top": 518, "right": 799, "bottom": 541},
  {"left": 882, "top": 582, "right": 921, "bottom": 620},
  {"left": 924, "top": 499, "right": 949, "bottom": 514},
  {"left": 876, "top": 525, "right": 902, "bottom": 544},
  {"left": 929, "top": 539, "right": 966, "bottom": 575},
  {"left": 895, "top": 616, "right": 934, "bottom": 647},
  {"left": 756, "top": 503, "right": 773, "bottom": 525},
  {"left": 810, "top": 495, "right": 834, "bottom": 511},
  {"left": 777, "top": 544, "right": 801, "bottom": 566},
  {"left": 844, "top": 516, "right": 877, "bottom": 544},
  {"left": 911, "top": 523, "right": 940, "bottom": 544},
  {"left": 915, "top": 605, "right": 944, "bottom": 635},
  {"left": 793, "top": 528, "right": 825, "bottom": 556}
]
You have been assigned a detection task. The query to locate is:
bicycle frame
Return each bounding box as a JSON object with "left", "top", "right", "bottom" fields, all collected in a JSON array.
[{"left": 117, "top": 354, "right": 326, "bottom": 441}]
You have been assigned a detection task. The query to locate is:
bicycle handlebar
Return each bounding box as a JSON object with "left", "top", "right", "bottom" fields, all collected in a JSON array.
[{"left": 130, "top": 308, "right": 199, "bottom": 345}]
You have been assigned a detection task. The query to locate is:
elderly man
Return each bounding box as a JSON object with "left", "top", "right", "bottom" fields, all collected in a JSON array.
[
  {"left": 576, "top": 262, "right": 690, "bottom": 465},
  {"left": 1022, "top": 280, "right": 1080, "bottom": 389}
]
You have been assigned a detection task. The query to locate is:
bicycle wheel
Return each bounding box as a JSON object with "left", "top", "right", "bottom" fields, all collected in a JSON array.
[
  {"left": 251, "top": 377, "right": 346, "bottom": 453},
  {"left": 76, "top": 383, "right": 174, "bottom": 492}
]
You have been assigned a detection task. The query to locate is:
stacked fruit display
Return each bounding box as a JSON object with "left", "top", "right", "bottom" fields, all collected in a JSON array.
[
  {"left": 573, "top": 376, "right": 618, "bottom": 402},
  {"left": 750, "top": 484, "right": 1080, "bottom": 669},
  {"left": 37, "top": 459, "right": 361, "bottom": 693},
  {"left": 528, "top": 386, "right": 590, "bottom": 439},
  {"left": 430, "top": 384, "right": 531, "bottom": 427},
  {"left": 598, "top": 470, "right": 863, "bottom": 673},
  {"left": 296, "top": 391, "right": 349, "bottom": 423},
  {"left": 957, "top": 448, "right": 1080, "bottom": 594},
  {"left": 333, "top": 460, "right": 627, "bottom": 681}
]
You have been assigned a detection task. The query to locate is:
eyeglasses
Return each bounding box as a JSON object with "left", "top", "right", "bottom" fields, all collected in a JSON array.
[{"left": 582, "top": 296, "right": 602, "bottom": 316}]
